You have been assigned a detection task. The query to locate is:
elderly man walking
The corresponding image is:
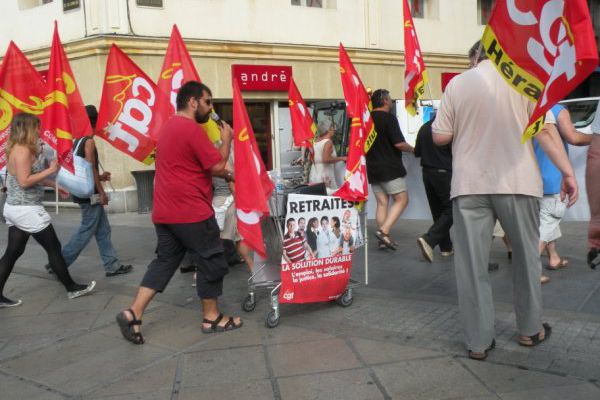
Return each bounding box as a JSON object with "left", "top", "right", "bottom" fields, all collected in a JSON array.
[{"left": 432, "top": 42, "right": 578, "bottom": 360}]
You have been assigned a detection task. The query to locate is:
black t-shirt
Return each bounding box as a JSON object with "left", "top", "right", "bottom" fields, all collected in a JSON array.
[
  {"left": 366, "top": 110, "right": 407, "bottom": 183},
  {"left": 72, "top": 136, "right": 99, "bottom": 204},
  {"left": 414, "top": 118, "right": 452, "bottom": 171}
]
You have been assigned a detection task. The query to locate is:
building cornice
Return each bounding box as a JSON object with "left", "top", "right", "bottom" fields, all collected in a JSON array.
[{"left": 16, "top": 35, "right": 469, "bottom": 70}]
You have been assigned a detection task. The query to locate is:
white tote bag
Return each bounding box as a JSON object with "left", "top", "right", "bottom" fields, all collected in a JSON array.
[{"left": 56, "top": 138, "right": 95, "bottom": 198}]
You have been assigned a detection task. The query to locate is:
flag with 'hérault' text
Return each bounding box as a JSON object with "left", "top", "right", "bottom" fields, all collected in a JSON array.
[{"left": 482, "top": 0, "right": 598, "bottom": 141}]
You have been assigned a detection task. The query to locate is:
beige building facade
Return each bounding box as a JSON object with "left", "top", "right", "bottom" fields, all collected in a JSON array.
[{"left": 1, "top": 0, "right": 488, "bottom": 211}]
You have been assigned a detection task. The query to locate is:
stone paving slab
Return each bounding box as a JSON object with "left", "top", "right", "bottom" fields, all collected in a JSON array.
[
  {"left": 371, "top": 357, "right": 491, "bottom": 399},
  {"left": 277, "top": 368, "right": 383, "bottom": 400},
  {"left": 85, "top": 357, "right": 178, "bottom": 399},
  {"left": 0, "top": 372, "right": 65, "bottom": 400},
  {"left": 1, "top": 331, "right": 172, "bottom": 395},
  {"left": 182, "top": 346, "right": 269, "bottom": 387},
  {"left": 178, "top": 380, "right": 275, "bottom": 400},
  {"left": 268, "top": 338, "right": 361, "bottom": 377},
  {"left": 498, "top": 382, "right": 600, "bottom": 400}
]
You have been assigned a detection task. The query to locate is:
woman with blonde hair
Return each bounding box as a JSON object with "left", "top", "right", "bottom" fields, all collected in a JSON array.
[
  {"left": 0, "top": 113, "right": 95, "bottom": 308},
  {"left": 309, "top": 119, "right": 346, "bottom": 194}
]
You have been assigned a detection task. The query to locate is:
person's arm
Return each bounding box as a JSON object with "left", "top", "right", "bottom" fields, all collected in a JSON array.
[
  {"left": 556, "top": 109, "right": 593, "bottom": 146},
  {"left": 536, "top": 123, "right": 578, "bottom": 207},
  {"left": 413, "top": 129, "right": 422, "bottom": 158},
  {"left": 394, "top": 141, "right": 414, "bottom": 153},
  {"left": 209, "top": 122, "right": 234, "bottom": 179},
  {"left": 389, "top": 115, "right": 414, "bottom": 153},
  {"left": 13, "top": 146, "right": 59, "bottom": 188},
  {"left": 83, "top": 138, "right": 108, "bottom": 205},
  {"left": 321, "top": 140, "right": 346, "bottom": 164},
  {"left": 432, "top": 85, "right": 455, "bottom": 146}
]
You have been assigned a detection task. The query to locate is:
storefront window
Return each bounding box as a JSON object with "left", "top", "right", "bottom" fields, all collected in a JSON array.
[
  {"left": 213, "top": 102, "right": 273, "bottom": 170},
  {"left": 478, "top": 0, "right": 496, "bottom": 25}
]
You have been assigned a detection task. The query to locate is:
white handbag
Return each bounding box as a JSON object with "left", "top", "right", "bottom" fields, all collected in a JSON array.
[{"left": 56, "top": 138, "right": 95, "bottom": 198}]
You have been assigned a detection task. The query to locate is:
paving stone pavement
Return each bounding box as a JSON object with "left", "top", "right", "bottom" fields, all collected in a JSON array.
[{"left": 0, "top": 210, "right": 599, "bottom": 399}]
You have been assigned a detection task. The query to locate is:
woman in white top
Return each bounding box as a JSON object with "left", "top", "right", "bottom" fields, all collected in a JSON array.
[{"left": 309, "top": 120, "right": 346, "bottom": 194}]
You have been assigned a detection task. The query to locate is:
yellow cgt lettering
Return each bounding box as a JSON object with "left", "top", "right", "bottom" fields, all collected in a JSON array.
[{"left": 239, "top": 128, "right": 249, "bottom": 142}]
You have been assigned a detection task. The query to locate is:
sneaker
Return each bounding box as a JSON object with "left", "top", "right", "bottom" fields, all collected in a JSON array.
[
  {"left": 440, "top": 250, "right": 454, "bottom": 257},
  {"left": 106, "top": 264, "right": 133, "bottom": 277},
  {"left": 417, "top": 237, "right": 434, "bottom": 263},
  {"left": 488, "top": 263, "right": 499, "bottom": 272},
  {"left": 588, "top": 248, "right": 600, "bottom": 269},
  {"left": 44, "top": 263, "right": 54, "bottom": 275},
  {"left": 0, "top": 296, "right": 22, "bottom": 308},
  {"left": 67, "top": 281, "right": 96, "bottom": 300}
]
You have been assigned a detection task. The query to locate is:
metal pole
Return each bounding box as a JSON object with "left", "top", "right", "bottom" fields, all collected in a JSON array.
[
  {"left": 55, "top": 180, "right": 59, "bottom": 214},
  {"left": 364, "top": 205, "right": 368, "bottom": 285}
]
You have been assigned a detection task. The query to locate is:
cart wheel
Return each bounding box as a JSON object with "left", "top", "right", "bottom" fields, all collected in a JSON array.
[
  {"left": 265, "top": 310, "right": 280, "bottom": 328},
  {"left": 242, "top": 295, "right": 256, "bottom": 312},
  {"left": 336, "top": 290, "right": 353, "bottom": 307}
]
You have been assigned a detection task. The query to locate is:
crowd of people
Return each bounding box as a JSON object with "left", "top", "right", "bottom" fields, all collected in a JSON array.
[{"left": 0, "top": 42, "right": 598, "bottom": 362}]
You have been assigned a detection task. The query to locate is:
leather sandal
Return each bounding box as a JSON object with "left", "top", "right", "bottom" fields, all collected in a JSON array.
[
  {"left": 116, "top": 309, "right": 144, "bottom": 345},
  {"left": 201, "top": 313, "right": 243, "bottom": 334}
]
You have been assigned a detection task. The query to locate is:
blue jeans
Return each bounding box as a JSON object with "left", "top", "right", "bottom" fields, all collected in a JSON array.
[{"left": 62, "top": 203, "right": 120, "bottom": 273}]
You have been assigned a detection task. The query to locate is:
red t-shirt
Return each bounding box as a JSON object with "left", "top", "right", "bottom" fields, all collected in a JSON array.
[{"left": 152, "top": 116, "right": 222, "bottom": 224}]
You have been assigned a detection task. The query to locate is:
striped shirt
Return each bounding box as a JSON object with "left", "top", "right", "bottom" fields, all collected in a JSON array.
[{"left": 283, "top": 232, "right": 306, "bottom": 262}]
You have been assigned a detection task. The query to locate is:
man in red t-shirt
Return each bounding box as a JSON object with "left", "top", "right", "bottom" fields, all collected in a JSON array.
[{"left": 116, "top": 81, "right": 241, "bottom": 344}]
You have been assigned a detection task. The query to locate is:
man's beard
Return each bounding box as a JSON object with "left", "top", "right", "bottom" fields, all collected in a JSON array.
[{"left": 194, "top": 109, "right": 210, "bottom": 123}]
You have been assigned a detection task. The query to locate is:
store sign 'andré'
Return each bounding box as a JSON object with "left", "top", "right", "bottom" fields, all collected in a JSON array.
[{"left": 232, "top": 65, "right": 292, "bottom": 91}]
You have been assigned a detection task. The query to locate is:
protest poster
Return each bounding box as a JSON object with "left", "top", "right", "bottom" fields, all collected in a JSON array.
[{"left": 279, "top": 194, "right": 363, "bottom": 303}]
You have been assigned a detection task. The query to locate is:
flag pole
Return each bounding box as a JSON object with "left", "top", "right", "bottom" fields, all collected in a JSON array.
[
  {"left": 55, "top": 180, "right": 59, "bottom": 214},
  {"left": 364, "top": 204, "right": 368, "bottom": 285}
]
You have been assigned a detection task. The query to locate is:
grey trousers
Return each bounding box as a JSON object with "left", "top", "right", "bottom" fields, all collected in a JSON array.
[{"left": 452, "top": 195, "right": 542, "bottom": 352}]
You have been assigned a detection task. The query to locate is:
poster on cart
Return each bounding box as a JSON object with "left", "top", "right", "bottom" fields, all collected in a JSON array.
[{"left": 279, "top": 194, "right": 363, "bottom": 303}]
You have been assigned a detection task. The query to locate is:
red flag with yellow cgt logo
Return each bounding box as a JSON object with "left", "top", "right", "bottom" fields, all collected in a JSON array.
[{"left": 97, "top": 44, "right": 171, "bottom": 164}]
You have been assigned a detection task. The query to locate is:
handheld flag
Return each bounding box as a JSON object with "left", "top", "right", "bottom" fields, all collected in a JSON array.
[
  {"left": 96, "top": 44, "right": 171, "bottom": 164},
  {"left": 338, "top": 44, "right": 377, "bottom": 152},
  {"left": 232, "top": 78, "right": 274, "bottom": 258},
  {"left": 481, "top": 0, "right": 598, "bottom": 141},
  {"left": 158, "top": 24, "right": 201, "bottom": 113},
  {"left": 333, "top": 94, "right": 369, "bottom": 203},
  {"left": 0, "top": 42, "right": 50, "bottom": 169},
  {"left": 403, "top": 0, "right": 428, "bottom": 116},
  {"left": 288, "top": 77, "right": 316, "bottom": 149},
  {"left": 42, "top": 22, "right": 78, "bottom": 173}
]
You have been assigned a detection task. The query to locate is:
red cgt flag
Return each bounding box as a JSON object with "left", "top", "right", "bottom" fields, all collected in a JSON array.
[
  {"left": 287, "top": 77, "right": 316, "bottom": 149},
  {"left": 338, "top": 43, "right": 377, "bottom": 152},
  {"left": 482, "top": 0, "right": 598, "bottom": 141},
  {"left": 158, "top": 24, "right": 201, "bottom": 113},
  {"left": 48, "top": 22, "right": 91, "bottom": 139},
  {"left": 0, "top": 42, "right": 51, "bottom": 169},
  {"left": 232, "top": 78, "right": 274, "bottom": 258},
  {"left": 97, "top": 44, "right": 171, "bottom": 164},
  {"left": 333, "top": 95, "right": 369, "bottom": 203},
  {"left": 403, "top": 0, "right": 428, "bottom": 116},
  {"left": 42, "top": 22, "right": 78, "bottom": 173}
]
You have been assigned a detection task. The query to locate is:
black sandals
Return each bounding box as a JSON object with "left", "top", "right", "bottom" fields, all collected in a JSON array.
[{"left": 116, "top": 308, "right": 145, "bottom": 345}]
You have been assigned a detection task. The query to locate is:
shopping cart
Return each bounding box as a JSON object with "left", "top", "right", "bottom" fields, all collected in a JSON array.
[{"left": 241, "top": 187, "right": 363, "bottom": 328}]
